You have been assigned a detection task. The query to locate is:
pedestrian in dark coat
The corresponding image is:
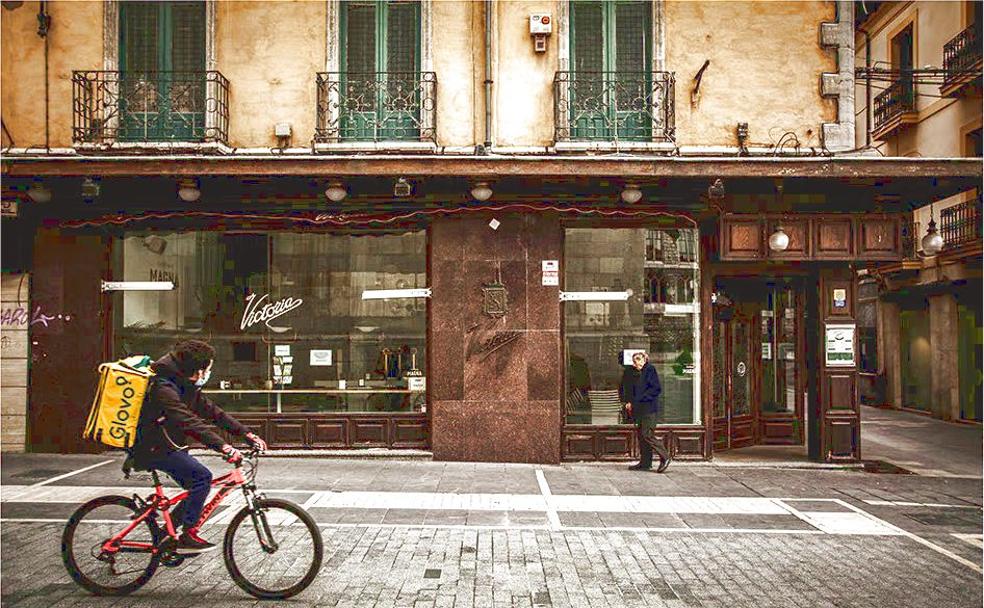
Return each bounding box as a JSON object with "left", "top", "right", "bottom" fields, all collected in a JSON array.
[{"left": 624, "top": 351, "right": 671, "bottom": 472}]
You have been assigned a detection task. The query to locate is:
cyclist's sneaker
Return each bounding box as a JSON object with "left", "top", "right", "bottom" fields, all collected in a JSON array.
[{"left": 177, "top": 527, "right": 216, "bottom": 553}]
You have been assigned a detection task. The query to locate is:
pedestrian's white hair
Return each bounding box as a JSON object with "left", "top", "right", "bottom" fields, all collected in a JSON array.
[{"left": 631, "top": 351, "right": 649, "bottom": 363}]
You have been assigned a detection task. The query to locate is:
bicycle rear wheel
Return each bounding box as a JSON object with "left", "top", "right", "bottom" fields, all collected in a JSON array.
[
  {"left": 61, "top": 495, "right": 161, "bottom": 596},
  {"left": 223, "top": 498, "right": 323, "bottom": 599}
]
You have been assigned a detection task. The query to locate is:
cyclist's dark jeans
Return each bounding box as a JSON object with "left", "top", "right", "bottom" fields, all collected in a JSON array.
[{"left": 145, "top": 450, "right": 213, "bottom": 530}]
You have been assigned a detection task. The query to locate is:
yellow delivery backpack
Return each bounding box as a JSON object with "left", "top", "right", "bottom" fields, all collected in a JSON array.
[{"left": 82, "top": 355, "right": 155, "bottom": 449}]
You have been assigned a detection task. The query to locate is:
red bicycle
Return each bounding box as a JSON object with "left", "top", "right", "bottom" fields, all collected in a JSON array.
[{"left": 61, "top": 447, "right": 323, "bottom": 599}]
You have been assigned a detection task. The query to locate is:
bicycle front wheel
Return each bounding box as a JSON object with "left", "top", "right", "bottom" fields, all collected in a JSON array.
[
  {"left": 223, "top": 498, "right": 324, "bottom": 599},
  {"left": 61, "top": 495, "right": 161, "bottom": 596}
]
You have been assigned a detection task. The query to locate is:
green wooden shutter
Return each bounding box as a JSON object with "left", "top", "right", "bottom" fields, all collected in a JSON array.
[
  {"left": 120, "top": 2, "right": 159, "bottom": 140},
  {"left": 613, "top": 1, "right": 650, "bottom": 140},
  {"left": 342, "top": 2, "right": 378, "bottom": 138},
  {"left": 168, "top": 2, "right": 206, "bottom": 138},
  {"left": 382, "top": 0, "right": 420, "bottom": 139},
  {"left": 570, "top": 1, "right": 605, "bottom": 139}
]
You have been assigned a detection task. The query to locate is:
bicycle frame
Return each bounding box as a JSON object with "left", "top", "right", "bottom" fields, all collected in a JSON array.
[{"left": 101, "top": 467, "right": 247, "bottom": 556}]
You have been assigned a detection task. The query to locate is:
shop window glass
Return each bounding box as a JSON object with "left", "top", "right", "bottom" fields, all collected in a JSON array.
[
  {"left": 113, "top": 231, "right": 427, "bottom": 414},
  {"left": 564, "top": 227, "right": 700, "bottom": 425}
]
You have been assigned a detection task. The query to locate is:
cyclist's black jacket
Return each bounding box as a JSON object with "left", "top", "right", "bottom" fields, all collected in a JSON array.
[{"left": 130, "top": 354, "right": 250, "bottom": 466}]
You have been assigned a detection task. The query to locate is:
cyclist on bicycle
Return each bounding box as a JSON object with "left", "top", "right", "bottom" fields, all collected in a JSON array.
[{"left": 129, "top": 339, "right": 267, "bottom": 553}]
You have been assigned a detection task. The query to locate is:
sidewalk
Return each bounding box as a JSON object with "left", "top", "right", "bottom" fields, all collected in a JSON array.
[{"left": 860, "top": 405, "right": 983, "bottom": 478}]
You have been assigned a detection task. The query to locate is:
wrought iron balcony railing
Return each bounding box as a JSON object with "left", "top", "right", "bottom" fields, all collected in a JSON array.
[
  {"left": 901, "top": 220, "right": 921, "bottom": 260},
  {"left": 940, "top": 197, "right": 982, "bottom": 250},
  {"left": 315, "top": 72, "right": 437, "bottom": 143},
  {"left": 72, "top": 71, "right": 229, "bottom": 146},
  {"left": 943, "top": 24, "right": 982, "bottom": 86},
  {"left": 554, "top": 71, "right": 675, "bottom": 143},
  {"left": 872, "top": 78, "right": 916, "bottom": 134}
]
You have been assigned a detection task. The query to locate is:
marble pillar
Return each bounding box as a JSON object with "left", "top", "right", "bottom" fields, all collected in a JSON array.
[
  {"left": 928, "top": 293, "right": 960, "bottom": 421},
  {"left": 429, "top": 213, "right": 562, "bottom": 463},
  {"left": 879, "top": 300, "right": 902, "bottom": 409}
]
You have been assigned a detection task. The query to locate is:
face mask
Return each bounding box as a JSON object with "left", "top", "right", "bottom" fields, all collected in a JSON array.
[{"left": 195, "top": 369, "right": 211, "bottom": 387}]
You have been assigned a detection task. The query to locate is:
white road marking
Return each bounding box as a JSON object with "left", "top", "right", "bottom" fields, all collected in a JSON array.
[
  {"left": 1, "top": 460, "right": 115, "bottom": 501},
  {"left": 832, "top": 499, "right": 983, "bottom": 573},
  {"left": 534, "top": 469, "right": 562, "bottom": 531},
  {"left": 863, "top": 499, "right": 982, "bottom": 510},
  {"left": 952, "top": 533, "right": 983, "bottom": 549}
]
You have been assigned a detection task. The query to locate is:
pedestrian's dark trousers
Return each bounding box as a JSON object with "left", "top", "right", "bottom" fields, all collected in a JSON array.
[
  {"left": 636, "top": 414, "right": 668, "bottom": 468},
  {"left": 145, "top": 450, "right": 213, "bottom": 529}
]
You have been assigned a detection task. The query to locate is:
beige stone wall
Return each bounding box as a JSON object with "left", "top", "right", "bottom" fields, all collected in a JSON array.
[
  {"left": 217, "top": 0, "right": 325, "bottom": 149},
  {"left": 1, "top": 1, "right": 102, "bottom": 149},
  {"left": 1, "top": 0, "right": 840, "bottom": 151},
  {"left": 666, "top": 0, "right": 837, "bottom": 149}
]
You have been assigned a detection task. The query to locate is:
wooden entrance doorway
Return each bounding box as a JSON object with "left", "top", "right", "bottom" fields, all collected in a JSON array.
[{"left": 712, "top": 278, "right": 805, "bottom": 451}]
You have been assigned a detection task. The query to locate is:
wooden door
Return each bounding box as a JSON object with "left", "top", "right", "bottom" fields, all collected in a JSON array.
[{"left": 712, "top": 304, "right": 758, "bottom": 449}]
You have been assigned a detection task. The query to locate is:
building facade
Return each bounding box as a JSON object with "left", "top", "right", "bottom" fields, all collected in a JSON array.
[
  {"left": 854, "top": 0, "right": 982, "bottom": 423},
  {"left": 2, "top": 0, "right": 979, "bottom": 462}
]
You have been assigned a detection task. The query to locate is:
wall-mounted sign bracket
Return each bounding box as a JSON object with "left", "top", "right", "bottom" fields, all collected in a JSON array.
[
  {"left": 361, "top": 288, "right": 432, "bottom": 300},
  {"left": 101, "top": 281, "right": 175, "bottom": 292},
  {"left": 559, "top": 291, "right": 630, "bottom": 302}
]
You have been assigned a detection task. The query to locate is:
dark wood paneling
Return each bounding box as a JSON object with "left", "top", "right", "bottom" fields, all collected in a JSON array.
[
  {"left": 562, "top": 433, "right": 596, "bottom": 458},
  {"left": 351, "top": 419, "right": 389, "bottom": 446},
  {"left": 760, "top": 419, "right": 799, "bottom": 444},
  {"left": 859, "top": 217, "right": 900, "bottom": 258},
  {"left": 561, "top": 426, "right": 708, "bottom": 461},
  {"left": 30, "top": 229, "right": 109, "bottom": 453},
  {"left": 814, "top": 218, "right": 855, "bottom": 259},
  {"left": 825, "top": 374, "right": 857, "bottom": 412},
  {"left": 822, "top": 278, "right": 855, "bottom": 319},
  {"left": 310, "top": 420, "right": 348, "bottom": 447},
  {"left": 826, "top": 417, "right": 859, "bottom": 461},
  {"left": 598, "top": 432, "right": 634, "bottom": 460},
  {"left": 392, "top": 419, "right": 429, "bottom": 448},
  {"left": 767, "top": 218, "right": 811, "bottom": 259},
  {"left": 270, "top": 420, "right": 306, "bottom": 446},
  {"left": 668, "top": 430, "right": 705, "bottom": 459},
  {"left": 721, "top": 218, "right": 763, "bottom": 260}
]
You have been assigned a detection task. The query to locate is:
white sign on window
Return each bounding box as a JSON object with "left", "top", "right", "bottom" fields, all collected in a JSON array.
[
  {"left": 310, "top": 349, "right": 333, "bottom": 366},
  {"left": 542, "top": 260, "right": 559, "bottom": 286},
  {"left": 274, "top": 344, "right": 291, "bottom": 356},
  {"left": 825, "top": 324, "right": 856, "bottom": 367}
]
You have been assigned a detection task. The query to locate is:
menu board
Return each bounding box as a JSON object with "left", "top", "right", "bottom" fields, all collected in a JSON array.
[{"left": 824, "top": 324, "right": 856, "bottom": 367}]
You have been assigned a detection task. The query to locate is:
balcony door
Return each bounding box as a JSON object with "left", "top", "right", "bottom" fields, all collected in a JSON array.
[
  {"left": 341, "top": 0, "right": 421, "bottom": 141},
  {"left": 569, "top": 0, "right": 652, "bottom": 140},
  {"left": 119, "top": 1, "right": 205, "bottom": 141}
]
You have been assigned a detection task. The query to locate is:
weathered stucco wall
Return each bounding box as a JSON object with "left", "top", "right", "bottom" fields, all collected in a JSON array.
[
  {"left": 494, "top": 0, "right": 559, "bottom": 148},
  {"left": 432, "top": 0, "right": 482, "bottom": 147},
  {"left": 216, "top": 1, "right": 325, "bottom": 149},
  {"left": 1, "top": 1, "right": 102, "bottom": 149},
  {"left": 666, "top": 0, "right": 837, "bottom": 149}
]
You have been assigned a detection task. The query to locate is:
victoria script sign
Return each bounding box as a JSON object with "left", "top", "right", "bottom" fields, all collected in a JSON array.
[{"left": 241, "top": 293, "right": 304, "bottom": 333}]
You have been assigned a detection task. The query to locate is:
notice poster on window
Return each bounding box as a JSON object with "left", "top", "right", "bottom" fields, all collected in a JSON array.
[
  {"left": 824, "top": 323, "right": 856, "bottom": 367},
  {"left": 310, "top": 349, "right": 333, "bottom": 366}
]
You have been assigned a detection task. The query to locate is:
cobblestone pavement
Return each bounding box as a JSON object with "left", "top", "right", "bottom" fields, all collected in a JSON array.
[{"left": 2, "top": 454, "right": 981, "bottom": 608}]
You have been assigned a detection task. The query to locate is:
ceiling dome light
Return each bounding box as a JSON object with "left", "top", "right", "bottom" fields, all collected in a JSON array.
[
  {"left": 470, "top": 182, "right": 493, "bottom": 201},
  {"left": 177, "top": 179, "right": 201, "bottom": 202},
  {"left": 26, "top": 181, "right": 52, "bottom": 203},
  {"left": 921, "top": 218, "right": 944, "bottom": 256},
  {"left": 325, "top": 182, "right": 348, "bottom": 202},
  {"left": 768, "top": 224, "right": 790, "bottom": 252},
  {"left": 620, "top": 183, "right": 643, "bottom": 204}
]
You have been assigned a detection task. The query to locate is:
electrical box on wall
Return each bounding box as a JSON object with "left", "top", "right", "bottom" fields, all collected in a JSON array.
[{"left": 530, "top": 14, "right": 551, "bottom": 53}]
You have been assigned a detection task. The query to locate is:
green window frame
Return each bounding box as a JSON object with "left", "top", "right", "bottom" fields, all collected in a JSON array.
[
  {"left": 119, "top": 1, "right": 206, "bottom": 142},
  {"left": 340, "top": 0, "right": 422, "bottom": 141},
  {"left": 569, "top": 0, "right": 653, "bottom": 141}
]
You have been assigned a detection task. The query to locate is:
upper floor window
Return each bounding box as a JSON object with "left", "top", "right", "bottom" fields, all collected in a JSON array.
[{"left": 119, "top": 1, "right": 207, "bottom": 141}]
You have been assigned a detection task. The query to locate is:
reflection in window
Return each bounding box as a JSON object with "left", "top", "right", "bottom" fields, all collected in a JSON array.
[
  {"left": 564, "top": 227, "right": 700, "bottom": 425},
  {"left": 114, "top": 231, "right": 427, "bottom": 414}
]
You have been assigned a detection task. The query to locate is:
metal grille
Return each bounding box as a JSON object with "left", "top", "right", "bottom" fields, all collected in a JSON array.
[
  {"left": 387, "top": 1, "right": 418, "bottom": 73},
  {"left": 72, "top": 71, "right": 229, "bottom": 145},
  {"left": 315, "top": 72, "right": 436, "bottom": 142},
  {"left": 901, "top": 220, "right": 920, "bottom": 259},
  {"left": 940, "top": 197, "right": 982, "bottom": 250},
  {"left": 873, "top": 79, "right": 915, "bottom": 132},
  {"left": 943, "top": 24, "right": 982, "bottom": 86},
  {"left": 554, "top": 71, "right": 675, "bottom": 142},
  {"left": 345, "top": 2, "right": 377, "bottom": 73}
]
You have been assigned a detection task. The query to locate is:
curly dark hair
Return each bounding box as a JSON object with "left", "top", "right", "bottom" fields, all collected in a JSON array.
[{"left": 170, "top": 340, "right": 216, "bottom": 377}]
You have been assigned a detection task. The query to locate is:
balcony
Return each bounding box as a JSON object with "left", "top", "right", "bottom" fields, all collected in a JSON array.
[
  {"left": 940, "top": 24, "right": 982, "bottom": 98},
  {"left": 940, "top": 197, "right": 982, "bottom": 254},
  {"left": 315, "top": 72, "right": 437, "bottom": 150},
  {"left": 72, "top": 71, "right": 229, "bottom": 150},
  {"left": 871, "top": 79, "right": 917, "bottom": 140},
  {"left": 554, "top": 71, "right": 675, "bottom": 148}
]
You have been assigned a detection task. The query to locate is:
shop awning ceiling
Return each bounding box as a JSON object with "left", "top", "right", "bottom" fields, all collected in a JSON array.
[{"left": 3, "top": 155, "right": 980, "bottom": 210}]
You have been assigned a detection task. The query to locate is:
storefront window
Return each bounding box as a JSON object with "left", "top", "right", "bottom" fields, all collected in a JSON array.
[
  {"left": 113, "top": 231, "right": 427, "bottom": 413},
  {"left": 564, "top": 226, "right": 700, "bottom": 425}
]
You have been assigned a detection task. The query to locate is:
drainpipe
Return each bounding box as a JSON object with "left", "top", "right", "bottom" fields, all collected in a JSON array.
[
  {"left": 482, "top": 0, "right": 493, "bottom": 153},
  {"left": 860, "top": 27, "right": 872, "bottom": 148},
  {"left": 38, "top": 0, "right": 51, "bottom": 150}
]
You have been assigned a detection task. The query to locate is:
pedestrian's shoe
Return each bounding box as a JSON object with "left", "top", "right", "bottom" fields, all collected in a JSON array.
[
  {"left": 177, "top": 527, "right": 216, "bottom": 553},
  {"left": 627, "top": 463, "right": 651, "bottom": 471},
  {"left": 655, "top": 445, "right": 672, "bottom": 473}
]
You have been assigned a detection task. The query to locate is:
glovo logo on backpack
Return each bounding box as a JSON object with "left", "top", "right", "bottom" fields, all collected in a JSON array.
[{"left": 83, "top": 356, "right": 154, "bottom": 449}]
